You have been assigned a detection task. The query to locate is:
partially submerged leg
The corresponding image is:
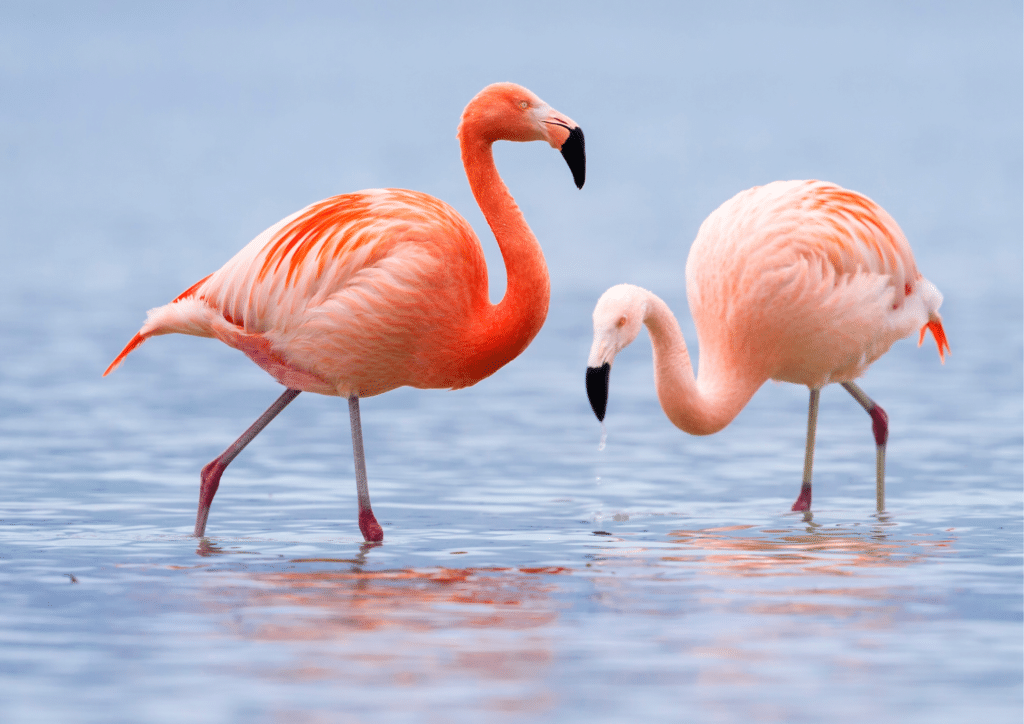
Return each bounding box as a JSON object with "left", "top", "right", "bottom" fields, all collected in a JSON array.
[
  {"left": 349, "top": 395, "right": 383, "bottom": 542},
  {"left": 792, "top": 388, "right": 820, "bottom": 512},
  {"left": 194, "top": 388, "right": 301, "bottom": 537},
  {"left": 841, "top": 381, "right": 888, "bottom": 512}
]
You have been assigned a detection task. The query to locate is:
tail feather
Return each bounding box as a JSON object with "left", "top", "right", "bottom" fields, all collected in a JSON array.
[
  {"left": 917, "top": 314, "right": 950, "bottom": 363},
  {"left": 103, "top": 295, "right": 223, "bottom": 377},
  {"left": 103, "top": 332, "right": 147, "bottom": 377}
]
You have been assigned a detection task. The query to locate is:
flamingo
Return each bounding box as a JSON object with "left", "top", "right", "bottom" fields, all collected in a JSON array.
[
  {"left": 104, "top": 82, "right": 586, "bottom": 542},
  {"left": 586, "top": 180, "right": 949, "bottom": 512}
]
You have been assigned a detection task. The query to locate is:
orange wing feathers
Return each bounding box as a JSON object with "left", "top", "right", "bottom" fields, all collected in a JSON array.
[
  {"left": 255, "top": 194, "right": 379, "bottom": 287},
  {"left": 920, "top": 317, "right": 951, "bottom": 362},
  {"left": 208, "top": 189, "right": 483, "bottom": 332},
  {"left": 106, "top": 189, "right": 490, "bottom": 395},
  {"left": 806, "top": 185, "right": 908, "bottom": 276},
  {"left": 102, "top": 332, "right": 146, "bottom": 377}
]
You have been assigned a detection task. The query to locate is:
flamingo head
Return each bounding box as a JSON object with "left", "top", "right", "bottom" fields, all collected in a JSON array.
[
  {"left": 459, "top": 82, "right": 586, "bottom": 188},
  {"left": 586, "top": 284, "right": 648, "bottom": 421}
]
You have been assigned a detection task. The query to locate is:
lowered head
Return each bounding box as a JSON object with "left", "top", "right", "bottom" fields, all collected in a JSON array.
[{"left": 585, "top": 284, "right": 649, "bottom": 421}]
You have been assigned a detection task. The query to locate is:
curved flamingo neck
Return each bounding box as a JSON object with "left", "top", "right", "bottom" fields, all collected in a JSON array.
[
  {"left": 459, "top": 130, "right": 550, "bottom": 378},
  {"left": 643, "top": 292, "right": 760, "bottom": 436}
]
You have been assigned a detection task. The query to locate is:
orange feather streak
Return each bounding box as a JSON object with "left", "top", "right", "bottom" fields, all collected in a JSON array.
[{"left": 920, "top": 318, "right": 951, "bottom": 363}]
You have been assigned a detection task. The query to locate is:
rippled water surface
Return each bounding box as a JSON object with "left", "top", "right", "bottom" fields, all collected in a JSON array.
[{"left": 2, "top": 3, "right": 1021, "bottom": 723}]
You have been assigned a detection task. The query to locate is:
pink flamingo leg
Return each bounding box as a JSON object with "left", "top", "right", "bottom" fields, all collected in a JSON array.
[
  {"left": 841, "top": 382, "right": 888, "bottom": 512},
  {"left": 194, "top": 388, "right": 301, "bottom": 537},
  {"left": 791, "top": 387, "right": 820, "bottom": 512},
  {"left": 348, "top": 396, "right": 383, "bottom": 542}
]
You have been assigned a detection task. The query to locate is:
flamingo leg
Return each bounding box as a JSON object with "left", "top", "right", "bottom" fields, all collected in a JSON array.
[
  {"left": 791, "top": 387, "right": 820, "bottom": 512},
  {"left": 194, "top": 387, "right": 301, "bottom": 537},
  {"left": 841, "top": 382, "right": 888, "bottom": 512},
  {"left": 349, "top": 396, "right": 384, "bottom": 542}
]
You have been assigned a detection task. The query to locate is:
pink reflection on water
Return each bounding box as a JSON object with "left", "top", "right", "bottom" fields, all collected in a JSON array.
[
  {"left": 213, "top": 565, "right": 568, "bottom": 638},
  {"left": 194, "top": 560, "right": 572, "bottom": 712},
  {"left": 662, "top": 523, "right": 956, "bottom": 577}
]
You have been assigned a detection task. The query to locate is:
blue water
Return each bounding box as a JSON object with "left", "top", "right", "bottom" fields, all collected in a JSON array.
[{"left": 1, "top": 2, "right": 1021, "bottom": 722}]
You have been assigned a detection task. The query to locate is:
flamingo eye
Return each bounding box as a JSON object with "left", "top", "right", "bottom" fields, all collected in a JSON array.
[
  {"left": 519, "top": 100, "right": 529, "bottom": 109},
  {"left": 617, "top": 316, "right": 627, "bottom": 328}
]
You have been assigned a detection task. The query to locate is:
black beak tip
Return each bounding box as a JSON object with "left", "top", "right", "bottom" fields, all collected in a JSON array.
[
  {"left": 586, "top": 363, "right": 610, "bottom": 422},
  {"left": 560, "top": 126, "right": 586, "bottom": 189}
]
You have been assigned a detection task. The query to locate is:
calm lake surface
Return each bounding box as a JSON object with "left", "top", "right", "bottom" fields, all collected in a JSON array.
[{"left": 1, "top": 3, "right": 1021, "bottom": 722}]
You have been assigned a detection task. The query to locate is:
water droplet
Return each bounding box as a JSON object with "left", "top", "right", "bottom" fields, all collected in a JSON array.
[{"left": 598, "top": 422, "right": 607, "bottom": 451}]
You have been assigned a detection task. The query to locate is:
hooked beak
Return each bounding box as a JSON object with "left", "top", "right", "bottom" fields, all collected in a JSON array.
[
  {"left": 543, "top": 120, "right": 586, "bottom": 189},
  {"left": 559, "top": 126, "right": 586, "bottom": 189},
  {"left": 586, "top": 362, "right": 610, "bottom": 421}
]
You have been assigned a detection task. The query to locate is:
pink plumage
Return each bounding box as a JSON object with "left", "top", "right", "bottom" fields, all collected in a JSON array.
[
  {"left": 587, "top": 180, "right": 948, "bottom": 512},
  {"left": 686, "top": 180, "right": 947, "bottom": 393},
  {"left": 106, "top": 83, "right": 586, "bottom": 541}
]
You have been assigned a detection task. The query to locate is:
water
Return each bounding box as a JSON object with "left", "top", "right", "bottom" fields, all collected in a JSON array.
[{"left": 1, "top": 2, "right": 1021, "bottom": 722}]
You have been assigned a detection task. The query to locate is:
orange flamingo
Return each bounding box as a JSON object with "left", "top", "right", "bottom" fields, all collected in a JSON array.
[
  {"left": 105, "top": 83, "right": 586, "bottom": 541},
  {"left": 586, "top": 180, "right": 948, "bottom": 512}
]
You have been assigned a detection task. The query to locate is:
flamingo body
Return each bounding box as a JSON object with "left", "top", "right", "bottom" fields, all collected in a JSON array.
[
  {"left": 686, "top": 180, "right": 945, "bottom": 394},
  {"left": 587, "top": 180, "right": 948, "bottom": 510},
  {"left": 109, "top": 190, "right": 514, "bottom": 397},
  {"left": 106, "top": 82, "right": 586, "bottom": 540}
]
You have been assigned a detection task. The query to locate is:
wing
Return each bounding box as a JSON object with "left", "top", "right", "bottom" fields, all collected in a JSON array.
[
  {"left": 105, "top": 189, "right": 487, "bottom": 388},
  {"left": 688, "top": 180, "right": 942, "bottom": 386},
  {"left": 198, "top": 188, "right": 483, "bottom": 334}
]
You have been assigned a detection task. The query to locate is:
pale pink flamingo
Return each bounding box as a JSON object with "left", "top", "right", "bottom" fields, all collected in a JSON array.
[
  {"left": 586, "top": 180, "right": 948, "bottom": 512},
  {"left": 104, "top": 83, "right": 585, "bottom": 542}
]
